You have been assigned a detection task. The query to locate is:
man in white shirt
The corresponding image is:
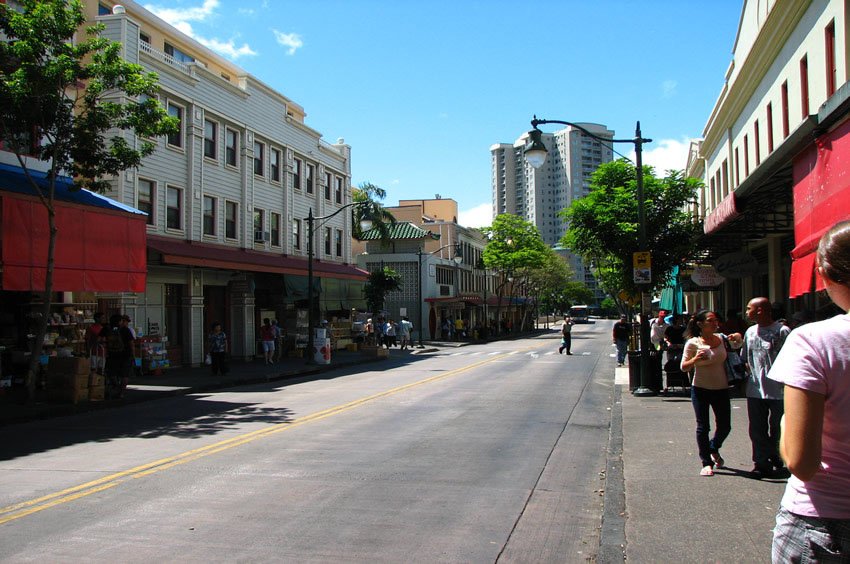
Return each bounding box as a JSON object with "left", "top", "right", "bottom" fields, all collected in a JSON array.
[{"left": 649, "top": 309, "right": 669, "bottom": 350}]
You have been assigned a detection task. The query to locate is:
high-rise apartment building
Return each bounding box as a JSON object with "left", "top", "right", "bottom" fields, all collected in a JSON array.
[{"left": 490, "top": 124, "right": 614, "bottom": 300}]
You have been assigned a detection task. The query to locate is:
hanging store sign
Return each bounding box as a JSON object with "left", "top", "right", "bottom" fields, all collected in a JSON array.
[
  {"left": 714, "top": 251, "right": 760, "bottom": 279},
  {"left": 704, "top": 193, "right": 740, "bottom": 235},
  {"left": 691, "top": 265, "right": 725, "bottom": 287}
]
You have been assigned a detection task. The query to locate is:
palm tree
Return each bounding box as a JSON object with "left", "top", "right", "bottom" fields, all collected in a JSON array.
[{"left": 352, "top": 182, "right": 396, "bottom": 244}]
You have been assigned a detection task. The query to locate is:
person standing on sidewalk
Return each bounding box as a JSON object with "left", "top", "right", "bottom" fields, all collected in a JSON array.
[
  {"left": 207, "top": 322, "right": 228, "bottom": 376},
  {"left": 741, "top": 296, "right": 790, "bottom": 479},
  {"left": 680, "top": 310, "right": 743, "bottom": 476},
  {"left": 559, "top": 315, "right": 574, "bottom": 355},
  {"left": 399, "top": 316, "right": 413, "bottom": 350},
  {"left": 769, "top": 221, "right": 850, "bottom": 563},
  {"left": 612, "top": 315, "right": 631, "bottom": 366},
  {"left": 649, "top": 309, "right": 669, "bottom": 350},
  {"left": 259, "top": 318, "right": 275, "bottom": 364}
]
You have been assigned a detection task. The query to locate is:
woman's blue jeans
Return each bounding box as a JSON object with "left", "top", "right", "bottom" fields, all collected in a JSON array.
[{"left": 691, "top": 385, "right": 731, "bottom": 467}]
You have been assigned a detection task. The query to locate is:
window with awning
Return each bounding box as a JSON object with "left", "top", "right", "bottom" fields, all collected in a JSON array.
[{"left": 789, "top": 117, "right": 850, "bottom": 297}]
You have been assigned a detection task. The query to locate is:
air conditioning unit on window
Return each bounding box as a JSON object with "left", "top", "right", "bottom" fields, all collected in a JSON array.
[
  {"left": 439, "top": 285, "right": 451, "bottom": 296},
  {"left": 254, "top": 230, "right": 270, "bottom": 242}
]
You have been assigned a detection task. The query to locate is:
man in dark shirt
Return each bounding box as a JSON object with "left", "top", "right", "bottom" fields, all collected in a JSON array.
[{"left": 612, "top": 315, "right": 632, "bottom": 366}]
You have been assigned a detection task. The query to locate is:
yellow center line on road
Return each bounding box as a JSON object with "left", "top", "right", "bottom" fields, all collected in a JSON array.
[{"left": 0, "top": 341, "right": 549, "bottom": 525}]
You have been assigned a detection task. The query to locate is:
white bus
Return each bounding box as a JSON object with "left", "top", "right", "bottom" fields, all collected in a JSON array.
[{"left": 568, "top": 305, "right": 590, "bottom": 323}]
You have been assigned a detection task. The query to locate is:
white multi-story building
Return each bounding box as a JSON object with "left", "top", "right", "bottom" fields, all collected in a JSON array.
[
  {"left": 82, "top": 1, "right": 365, "bottom": 365},
  {"left": 690, "top": 0, "right": 850, "bottom": 318},
  {"left": 490, "top": 124, "right": 613, "bottom": 301}
]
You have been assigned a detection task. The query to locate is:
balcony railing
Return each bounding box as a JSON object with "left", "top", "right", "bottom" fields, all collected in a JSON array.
[{"left": 139, "top": 41, "right": 191, "bottom": 75}]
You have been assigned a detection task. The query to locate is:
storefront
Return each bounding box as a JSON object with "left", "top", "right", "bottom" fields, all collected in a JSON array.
[{"left": 0, "top": 164, "right": 148, "bottom": 389}]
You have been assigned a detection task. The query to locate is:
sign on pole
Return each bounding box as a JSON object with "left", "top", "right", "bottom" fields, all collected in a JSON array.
[{"left": 633, "top": 251, "right": 651, "bottom": 284}]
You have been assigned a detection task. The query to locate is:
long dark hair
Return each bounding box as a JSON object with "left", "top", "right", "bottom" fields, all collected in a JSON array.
[
  {"left": 685, "top": 309, "right": 714, "bottom": 339},
  {"left": 818, "top": 220, "right": 850, "bottom": 285}
]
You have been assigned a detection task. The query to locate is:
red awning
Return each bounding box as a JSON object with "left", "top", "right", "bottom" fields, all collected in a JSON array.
[
  {"left": 790, "top": 116, "right": 850, "bottom": 297},
  {"left": 1, "top": 193, "right": 147, "bottom": 292},
  {"left": 147, "top": 236, "right": 368, "bottom": 281}
]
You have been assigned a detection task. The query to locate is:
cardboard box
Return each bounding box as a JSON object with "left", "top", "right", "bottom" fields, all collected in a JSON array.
[
  {"left": 48, "top": 356, "right": 91, "bottom": 376},
  {"left": 48, "top": 372, "right": 89, "bottom": 391},
  {"left": 89, "top": 385, "right": 105, "bottom": 401},
  {"left": 345, "top": 343, "right": 358, "bottom": 352}
]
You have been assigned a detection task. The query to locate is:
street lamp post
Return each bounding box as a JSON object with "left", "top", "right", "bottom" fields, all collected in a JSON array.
[
  {"left": 417, "top": 243, "right": 462, "bottom": 346},
  {"left": 524, "top": 116, "right": 656, "bottom": 396},
  {"left": 304, "top": 201, "right": 370, "bottom": 364}
]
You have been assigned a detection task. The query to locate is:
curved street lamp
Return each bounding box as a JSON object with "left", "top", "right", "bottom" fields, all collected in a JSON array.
[
  {"left": 523, "top": 116, "right": 656, "bottom": 397},
  {"left": 417, "top": 243, "right": 462, "bottom": 347},
  {"left": 304, "top": 201, "right": 372, "bottom": 364}
]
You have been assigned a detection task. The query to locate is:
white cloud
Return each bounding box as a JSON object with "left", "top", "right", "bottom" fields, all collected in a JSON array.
[
  {"left": 459, "top": 203, "right": 493, "bottom": 228},
  {"left": 196, "top": 37, "right": 256, "bottom": 59},
  {"left": 662, "top": 79, "right": 678, "bottom": 99},
  {"left": 145, "top": 0, "right": 256, "bottom": 60},
  {"left": 626, "top": 137, "right": 692, "bottom": 175},
  {"left": 272, "top": 30, "right": 304, "bottom": 55}
]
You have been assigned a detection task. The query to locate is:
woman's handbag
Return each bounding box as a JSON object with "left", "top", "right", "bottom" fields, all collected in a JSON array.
[
  {"left": 721, "top": 334, "right": 747, "bottom": 385},
  {"left": 205, "top": 353, "right": 212, "bottom": 365}
]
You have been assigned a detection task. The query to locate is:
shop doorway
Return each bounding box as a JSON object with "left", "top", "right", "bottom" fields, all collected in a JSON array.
[{"left": 204, "top": 285, "right": 229, "bottom": 337}]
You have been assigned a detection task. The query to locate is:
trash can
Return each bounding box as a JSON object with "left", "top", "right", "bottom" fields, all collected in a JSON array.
[
  {"left": 313, "top": 329, "right": 331, "bottom": 365},
  {"left": 628, "top": 350, "right": 663, "bottom": 392},
  {"left": 627, "top": 350, "right": 642, "bottom": 391}
]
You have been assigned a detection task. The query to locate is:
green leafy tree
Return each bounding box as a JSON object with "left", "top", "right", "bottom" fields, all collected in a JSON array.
[
  {"left": 363, "top": 266, "right": 403, "bottom": 319},
  {"left": 352, "top": 181, "right": 396, "bottom": 243},
  {"left": 480, "top": 214, "right": 549, "bottom": 333},
  {"left": 562, "top": 281, "right": 595, "bottom": 308},
  {"left": 526, "top": 249, "right": 573, "bottom": 324},
  {"left": 562, "top": 160, "right": 702, "bottom": 312},
  {"left": 0, "top": 0, "right": 178, "bottom": 398}
]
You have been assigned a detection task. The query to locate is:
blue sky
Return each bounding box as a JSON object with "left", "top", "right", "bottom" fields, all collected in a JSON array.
[{"left": 143, "top": 0, "right": 742, "bottom": 227}]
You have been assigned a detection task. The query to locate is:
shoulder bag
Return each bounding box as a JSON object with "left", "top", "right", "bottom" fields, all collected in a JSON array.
[{"left": 720, "top": 334, "right": 747, "bottom": 385}]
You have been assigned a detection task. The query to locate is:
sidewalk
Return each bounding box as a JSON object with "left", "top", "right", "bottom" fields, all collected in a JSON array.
[
  {"left": 0, "top": 344, "right": 451, "bottom": 427},
  {"left": 613, "top": 365, "right": 788, "bottom": 563}
]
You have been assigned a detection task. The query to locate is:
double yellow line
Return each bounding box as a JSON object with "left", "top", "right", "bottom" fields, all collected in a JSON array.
[{"left": 1, "top": 350, "right": 518, "bottom": 525}]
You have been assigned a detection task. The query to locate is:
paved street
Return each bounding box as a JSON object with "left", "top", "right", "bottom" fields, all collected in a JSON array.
[
  {"left": 0, "top": 324, "right": 614, "bottom": 562},
  {"left": 0, "top": 322, "right": 789, "bottom": 562}
]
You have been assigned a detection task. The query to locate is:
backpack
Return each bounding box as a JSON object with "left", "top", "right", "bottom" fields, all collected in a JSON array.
[{"left": 106, "top": 327, "right": 125, "bottom": 355}]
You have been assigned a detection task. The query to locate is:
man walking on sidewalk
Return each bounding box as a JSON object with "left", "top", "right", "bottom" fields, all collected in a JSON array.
[
  {"left": 741, "top": 296, "right": 791, "bottom": 478},
  {"left": 613, "top": 314, "right": 631, "bottom": 366}
]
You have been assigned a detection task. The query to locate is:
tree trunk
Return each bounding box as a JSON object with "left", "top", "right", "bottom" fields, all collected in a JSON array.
[{"left": 25, "top": 187, "right": 57, "bottom": 401}]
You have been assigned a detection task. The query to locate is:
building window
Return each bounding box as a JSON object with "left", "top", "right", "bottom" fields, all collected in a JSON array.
[
  {"left": 271, "top": 148, "right": 281, "bottom": 182},
  {"left": 166, "top": 102, "right": 183, "bottom": 148},
  {"left": 744, "top": 134, "right": 750, "bottom": 176},
  {"left": 139, "top": 32, "right": 151, "bottom": 44},
  {"left": 225, "top": 201, "right": 237, "bottom": 239},
  {"left": 164, "top": 42, "right": 194, "bottom": 64},
  {"left": 335, "top": 228, "right": 342, "bottom": 257},
  {"left": 203, "top": 195, "right": 216, "bottom": 236},
  {"left": 826, "top": 20, "right": 836, "bottom": 97},
  {"left": 138, "top": 178, "right": 155, "bottom": 225},
  {"left": 166, "top": 185, "right": 182, "bottom": 230},
  {"left": 334, "top": 176, "right": 342, "bottom": 204},
  {"left": 324, "top": 172, "right": 332, "bottom": 200},
  {"left": 253, "top": 209, "right": 265, "bottom": 240},
  {"left": 324, "top": 226, "right": 332, "bottom": 255},
  {"left": 721, "top": 159, "right": 729, "bottom": 196},
  {"left": 766, "top": 103, "right": 774, "bottom": 153},
  {"left": 271, "top": 212, "right": 281, "bottom": 246},
  {"left": 800, "top": 55, "right": 809, "bottom": 117},
  {"left": 292, "top": 218, "right": 301, "bottom": 249},
  {"left": 225, "top": 128, "right": 238, "bottom": 167},
  {"left": 781, "top": 81, "right": 790, "bottom": 138},
  {"left": 734, "top": 147, "right": 740, "bottom": 187},
  {"left": 293, "top": 158, "right": 302, "bottom": 190},
  {"left": 254, "top": 141, "right": 264, "bottom": 177},
  {"left": 754, "top": 120, "right": 761, "bottom": 166},
  {"left": 305, "top": 164, "right": 314, "bottom": 194},
  {"left": 203, "top": 119, "right": 217, "bottom": 160}
]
